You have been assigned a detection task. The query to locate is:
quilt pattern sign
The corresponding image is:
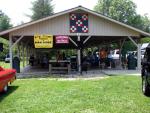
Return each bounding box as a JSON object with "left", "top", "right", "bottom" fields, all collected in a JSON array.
[{"left": 70, "top": 13, "right": 88, "bottom": 33}]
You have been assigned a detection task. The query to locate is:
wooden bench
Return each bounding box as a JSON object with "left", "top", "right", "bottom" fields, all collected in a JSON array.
[{"left": 49, "top": 60, "right": 71, "bottom": 74}]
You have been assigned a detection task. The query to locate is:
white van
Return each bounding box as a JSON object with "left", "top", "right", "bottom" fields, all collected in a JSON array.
[{"left": 112, "top": 49, "right": 120, "bottom": 60}]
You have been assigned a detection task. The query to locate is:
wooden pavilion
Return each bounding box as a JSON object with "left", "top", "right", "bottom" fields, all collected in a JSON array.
[{"left": 0, "top": 6, "right": 150, "bottom": 73}]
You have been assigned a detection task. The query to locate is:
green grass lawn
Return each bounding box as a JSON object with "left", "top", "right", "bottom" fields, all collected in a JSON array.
[
  {"left": 0, "top": 61, "right": 24, "bottom": 69},
  {"left": 0, "top": 61, "right": 10, "bottom": 68},
  {"left": 0, "top": 76, "right": 150, "bottom": 113}
]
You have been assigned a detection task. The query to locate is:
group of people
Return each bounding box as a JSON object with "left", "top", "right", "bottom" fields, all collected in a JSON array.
[
  {"left": 29, "top": 51, "right": 66, "bottom": 68},
  {"left": 99, "top": 48, "right": 115, "bottom": 68},
  {"left": 82, "top": 48, "right": 114, "bottom": 69}
]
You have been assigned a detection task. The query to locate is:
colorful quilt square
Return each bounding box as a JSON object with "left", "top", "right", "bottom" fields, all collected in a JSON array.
[{"left": 70, "top": 13, "right": 88, "bottom": 33}]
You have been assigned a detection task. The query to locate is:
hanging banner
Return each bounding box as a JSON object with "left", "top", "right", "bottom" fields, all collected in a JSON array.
[
  {"left": 55, "top": 36, "right": 69, "bottom": 44},
  {"left": 34, "top": 34, "right": 53, "bottom": 48}
]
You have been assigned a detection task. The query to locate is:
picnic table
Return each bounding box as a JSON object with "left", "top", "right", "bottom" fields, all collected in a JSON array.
[{"left": 49, "top": 60, "right": 71, "bottom": 74}]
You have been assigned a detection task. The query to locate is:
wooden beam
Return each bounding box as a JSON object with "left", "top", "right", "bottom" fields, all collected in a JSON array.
[
  {"left": 128, "top": 36, "right": 138, "bottom": 47},
  {"left": 9, "top": 35, "right": 13, "bottom": 68},
  {"left": 83, "top": 36, "right": 91, "bottom": 44},
  {"left": 137, "top": 44, "right": 141, "bottom": 70},
  {"left": 11, "top": 35, "right": 24, "bottom": 49},
  {"left": 68, "top": 37, "right": 78, "bottom": 47}
]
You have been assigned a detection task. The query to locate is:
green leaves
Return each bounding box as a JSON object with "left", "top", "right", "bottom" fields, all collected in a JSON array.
[
  {"left": 31, "top": 0, "right": 54, "bottom": 20},
  {"left": 94, "top": 0, "right": 150, "bottom": 33},
  {"left": 0, "top": 10, "right": 12, "bottom": 32}
]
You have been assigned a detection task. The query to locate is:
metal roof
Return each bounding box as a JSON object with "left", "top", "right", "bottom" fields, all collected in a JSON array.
[{"left": 0, "top": 6, "right": 150, "bottom": 37}]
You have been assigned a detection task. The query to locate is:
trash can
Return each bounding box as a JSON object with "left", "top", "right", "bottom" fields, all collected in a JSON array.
[
  {"left": 13, "top": 56, "right": 20, "bottom": 73},
  {"left": 127, "top": 53, "right": 136, "bottom": 70}
]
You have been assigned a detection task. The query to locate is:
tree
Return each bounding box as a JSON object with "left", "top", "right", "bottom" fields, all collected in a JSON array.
[
  {"left": 0, "top": 11, "right": 12, "bottom": 60},
  {"left": 94, "top": 0, "right": 112, "bottom": 16},
  {"left": 0, "top": 38, "right": 9, "bottom": 60},
  {"left": 141, "top": 15, "right": 150, "bottom": 33},
  {"left": 141, "top": 37, "right": 150, "bottom": 43},
  {"left": 94, "top": 0, "right": 150, "bottom": 32},
  {"left": 94, "top": 0, "right": 136, "bottom": 23},
  {"left": 31, "top": 0, "right": 54, "bottom": 20},
  {"left": 0, "top": 10, "right": 12, "bottom": 31}
]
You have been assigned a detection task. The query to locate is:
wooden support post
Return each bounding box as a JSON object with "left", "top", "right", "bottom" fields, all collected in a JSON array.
[
  {"left": 119, "top": 39, "right": 126, "bottom": 69},
  {"left": 77, "top": 34, "right": 81, "bottom": 74},
  {"left": 49, "top": 64, "right": 52, "bottom": 74},
  {"left": 22, "top": 44, "right": 25, "bottom": 68},
  {"left": 9, "top": 36, "right": 24, "bottom": 69},
  {"left": 17, "top": 44, "right": 20, "bottom": 58},
  {"left": 120, "top": 39, "right": 126, "bottom": 69},
  {"left": 9, "top": 35, "right": 13, "bottom": 68},
  {"left": 137, "top": 44, "right": 141, "bottom": 70},
  {"left": 27, "top": 46, "right": 30, "bottom": 65},
  {"left": 68, "top": 64, "right": 71, "bottom": 74},
  {"left": 26, "top": 46, "right": 28, "bottom": 66}
]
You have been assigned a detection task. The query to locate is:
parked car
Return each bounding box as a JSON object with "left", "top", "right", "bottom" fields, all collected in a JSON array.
[
  {"left": 5, "top": 54, "right": 10, "bottom": 63},
  {"left": 141, "top": 43, "right": 150, "bottom": 96},
  {"left": 0, "top": 66, "right": 16, "bottom": 93},
  {"left": 127, "top": 50, "right": 145, "bottom": 60}
]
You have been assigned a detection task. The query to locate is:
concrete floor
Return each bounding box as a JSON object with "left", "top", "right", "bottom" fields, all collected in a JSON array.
[{"left": 17, "top": 65, "right": 141, "bottom": 79}]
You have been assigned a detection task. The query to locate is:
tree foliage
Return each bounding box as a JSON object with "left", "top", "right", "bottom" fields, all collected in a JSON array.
[
  {"left": 141, "top": 37, "right": 150, "bottom": 43},
  {"left": 94, "top": 0, "right": 150, "bottom": 33},
  {"left": 31, "top": 0, "right": 54, "bottom": 20},
  {"left": 0, "top": 10, "right": 12, "bottom": 31},
  {"left": 0, "top": 11, "right": 12, "bottom": 60},
  {"left": 0, "top": 38, "right": 9, "bottom": 60}
]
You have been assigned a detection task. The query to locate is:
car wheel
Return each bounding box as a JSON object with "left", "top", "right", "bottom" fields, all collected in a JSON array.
[
  {"left": 3, "top": 84, "right": 8, "bottom": 93},
  {"left": 142, "top": 75, "right": 150, "bottom": 96}
]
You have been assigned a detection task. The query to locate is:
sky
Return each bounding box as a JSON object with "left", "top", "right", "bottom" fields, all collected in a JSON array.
[{"left": 0, "top": 0, "right": 150, "bottom": 26}]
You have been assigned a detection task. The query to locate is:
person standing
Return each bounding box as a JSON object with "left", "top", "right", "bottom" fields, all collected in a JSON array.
[{"left": 99, "top": 48, "right": 107, "bottom": 64}]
